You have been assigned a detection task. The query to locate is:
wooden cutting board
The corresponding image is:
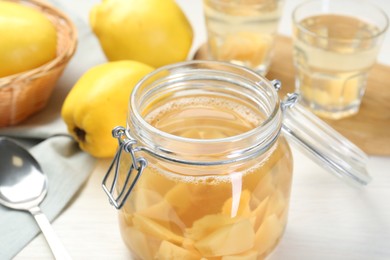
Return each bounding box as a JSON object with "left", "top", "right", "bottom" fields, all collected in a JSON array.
[{"left": 194, "top": 35, "right": 390, "bottom": 156}]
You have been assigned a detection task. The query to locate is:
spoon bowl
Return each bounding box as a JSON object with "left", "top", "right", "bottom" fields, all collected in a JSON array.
[
  {"left": 0, "top": 138, "right": 71, "bottom": 259},
  {"left": 0, "top": 139, "right": 47, "bottom": 209}
]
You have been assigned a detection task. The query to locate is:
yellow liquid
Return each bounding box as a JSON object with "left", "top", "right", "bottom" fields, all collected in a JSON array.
[
  {"left": 146, "top": 95, "right": 261, "bottom": 139},
  {"left": 203, "top": 0, "right": 283, "bottom": 75},
  {"left": 293, "top": 15, "right": 381, "bottom": 119},
  {"left": 118, "top": 95, "right": 293, "bottom": 259}
]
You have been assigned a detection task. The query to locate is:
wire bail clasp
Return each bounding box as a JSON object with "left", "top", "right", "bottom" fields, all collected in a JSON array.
[
  {"left": 102, "top": 126, "right": 147, "bottom": 209},
  {"left": 270, "top": 79, "right": 299, "bottom": 111}
]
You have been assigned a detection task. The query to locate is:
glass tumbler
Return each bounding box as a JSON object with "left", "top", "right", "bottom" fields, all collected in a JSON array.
[
  {"left": 203, "top": 0, "right": 285, "bottom": 75},
  {"left": 292, "top": 0, "right": 389, "bottom": 119}
]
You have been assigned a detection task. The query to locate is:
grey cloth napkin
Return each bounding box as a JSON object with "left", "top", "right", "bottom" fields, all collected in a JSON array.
[{"left": 0, "top": 1, "right": 107, "bottom": 258}]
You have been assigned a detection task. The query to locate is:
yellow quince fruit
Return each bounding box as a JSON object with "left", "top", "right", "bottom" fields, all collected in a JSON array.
[
  {"left": 61, "top": 61, "right": 154, "bottom": 158},
  {"left": 89, "top": 0, "right": 193, "bottom": 68},
  {"left": 0, "top": 1, "right": 57, "bottom": 77}
]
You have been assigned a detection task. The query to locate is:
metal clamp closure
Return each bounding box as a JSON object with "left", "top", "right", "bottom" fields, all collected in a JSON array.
[
  {"left": 102, "top": 126, "right": 147, "bottom": 209},
  {"left": 281, "top": 93, "right": 299, "bottom": 111},
  {"left": 270, "top": 79, "right": 299, "bottom": 111}
]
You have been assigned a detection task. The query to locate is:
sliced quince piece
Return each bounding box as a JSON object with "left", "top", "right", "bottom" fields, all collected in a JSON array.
[
  {"left": 119, "top": 226, "right": 155, "bottom": 260},
  {"left": 219, "top": 32, "right": 272, "bottom": 67},
  {"left": 118, "top": 210, "right": 134, "bottom": 226},
  {"left": 221, "top": 190, "right": 251, "bottom": 218},
  {"left": 340, "top": 76, "right": 361, "bottom": 104},
  {"left": 182, "top": 238, "right": 197, "bottom": 252},
  {"left": 194, "top": 219, "right": 255, "bottom": 257},
  {"left": 250, "top": 196, "right": 269, "bottom": 231},
  {"left": 252, "top": 173, "right": 275, "bottom": 202},
  {"left": 132, "top": 213, "right": 184, "bottom": 244},
  {"left": 165, "top": 183, "right": 192, "bottom": 215},
  {"left": 186, "top": 214, "right": 237, "bottom": 241},
  {"left": 138, "top": 200, "right": 171, "bottom": 220},
  {"left": 138, "top": 200, "right": 186, "bottom": 234},
  {"left": 187, "top": 182, "right": 232, "bottom": 213},
  {"left": 242, "top": 143, "right": 285, "bottom": 191},
  {"left": 182, "top": 238, "right": 220, "bottom": 259},
  {"left": 165, "top": 181, "right": 232, "bottom": 226},
  {"left": 221, "top": 250, "right": 258, "bottom": 260},
  {"left": 264, "top": 189, "right": 287, "bottom": 218},
  {"left": 254, "top": 214, "right": 284, "bottom": 256},
  {"left": 132, "top": 188, "right": 163, "bottom": 212},
  {"left": 155, "top": 240, "right": 201, "bottom": 260}
]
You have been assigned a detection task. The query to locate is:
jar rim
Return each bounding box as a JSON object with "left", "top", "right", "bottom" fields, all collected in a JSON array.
[{"left": 129, "top": 60, "right": 283, "bottom": 164}]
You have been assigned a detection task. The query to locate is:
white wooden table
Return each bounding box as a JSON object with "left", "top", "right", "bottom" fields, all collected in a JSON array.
[{"left": 15, "top": 0, "right": 390, "bottom": 259}]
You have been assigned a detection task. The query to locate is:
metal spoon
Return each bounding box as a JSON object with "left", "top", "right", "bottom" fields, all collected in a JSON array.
[{"left": 0, "top": 138, "right": 71, "bottom": 259}]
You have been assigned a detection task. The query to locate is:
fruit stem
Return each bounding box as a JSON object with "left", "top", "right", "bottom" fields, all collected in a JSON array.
[{"left": 74, "top": 127, "right": 86, "bottom": 142}]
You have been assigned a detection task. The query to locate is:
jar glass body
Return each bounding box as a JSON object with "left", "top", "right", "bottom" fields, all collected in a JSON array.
[{"left": 117, "top": 61, "right": 293, "bottom": 259}]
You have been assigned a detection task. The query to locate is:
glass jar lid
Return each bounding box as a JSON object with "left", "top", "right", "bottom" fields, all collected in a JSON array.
[{"left": 280, "top": 94, "right": 371, "bottom": 186}]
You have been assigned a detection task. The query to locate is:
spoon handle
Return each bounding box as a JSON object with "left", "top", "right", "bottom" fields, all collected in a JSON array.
[{"left": 29, "top": 206, "right": 72, "bottom": 260}]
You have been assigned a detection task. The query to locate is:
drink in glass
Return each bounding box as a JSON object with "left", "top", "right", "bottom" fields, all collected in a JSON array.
[
  {"left": 292, "top": 0, "right": 388, "bottom": 119},
  {"left": 203, "top": 0, "right": 284, "bottom": 75}
]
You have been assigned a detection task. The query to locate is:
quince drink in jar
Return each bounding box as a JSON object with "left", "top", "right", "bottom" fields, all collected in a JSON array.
[
  {"left": 107, "top": 61, "right": 293, "bottom": 259},
  {"left": 203, "top": 0, "right": 284, "bottom": 75},
  {"left": 292, "top": 0, "right": 388, "bottom": 119},
  {"left": 103, "top": 59, "right": 373, "bottom": 259}
]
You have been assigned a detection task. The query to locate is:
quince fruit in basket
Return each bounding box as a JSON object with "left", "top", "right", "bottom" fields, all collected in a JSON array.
[
  {"left": 61, "top": 61, "right": 154, "bottom": 158},
  {"left": 0, "top": 1, "right": 57, "bottom": 77},
  {"left": 89, "top": 0, "right": 193, "bottom": 68}
]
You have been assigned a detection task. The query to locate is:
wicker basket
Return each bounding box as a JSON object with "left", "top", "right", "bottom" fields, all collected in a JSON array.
[{"left": 0, "top": 0, "right": 77, "bottom": 127}]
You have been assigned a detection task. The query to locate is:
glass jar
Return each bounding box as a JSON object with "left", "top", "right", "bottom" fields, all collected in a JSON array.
[{"left": 103, "top": 60, "right": 370, "bottom": 259}]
